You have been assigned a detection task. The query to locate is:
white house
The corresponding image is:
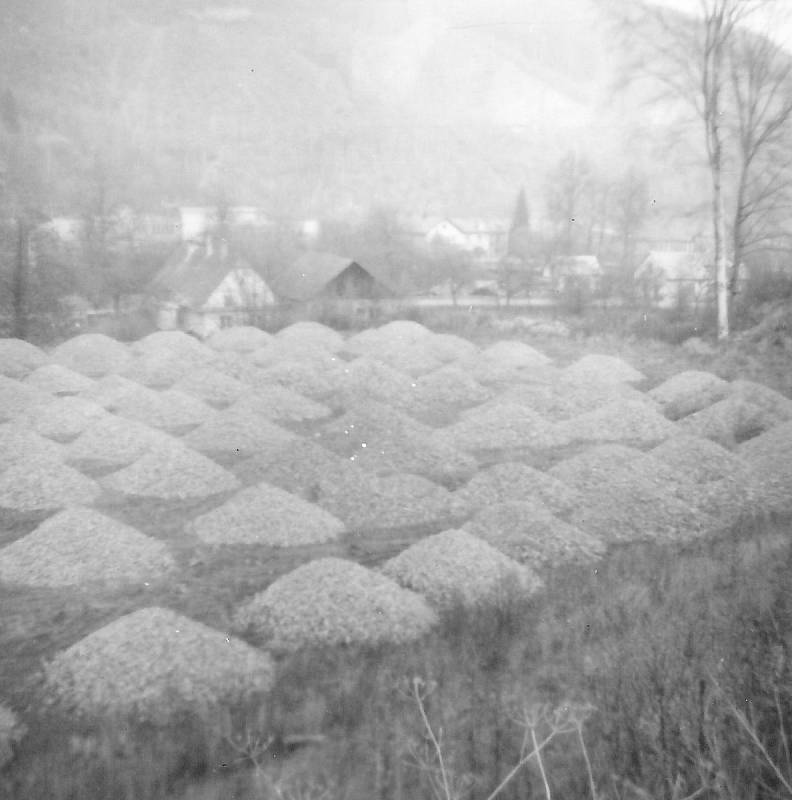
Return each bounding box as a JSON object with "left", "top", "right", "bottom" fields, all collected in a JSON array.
[
  {"left": 635, "top": 250, "right": 712, "bottom": 309},
  {"left": 149, "top": 236, "right": 275, "bottom": 337},
  {"left": 424, "top": 218, "right": 510, "bottom": 260}
]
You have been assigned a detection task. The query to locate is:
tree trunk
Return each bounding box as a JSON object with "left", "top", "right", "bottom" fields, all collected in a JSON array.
[{"left": 12, "top": 217, "right": 29, "bottom": 340}]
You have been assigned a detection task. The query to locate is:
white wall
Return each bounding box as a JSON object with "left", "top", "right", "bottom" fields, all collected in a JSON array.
[{"left": 203, "top": 268, "right": 275, "bottom": 309}]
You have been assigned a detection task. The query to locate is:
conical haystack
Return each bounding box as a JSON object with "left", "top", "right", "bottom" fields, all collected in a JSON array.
[
  {"left": 0, "top": 423, "right": 64, "bottom": 469},
  {"left": 183, "top": 406, "right": 297, "bottom": 457},
  {"left": 382, "top": 529, "right": 542, "bottom": 609},
  {"left": 172, "top": 366, "right": 248, "bottom": 408},
  {"left": 0, "top": 507, "right": 175, "bottom": 587},
  {"left": 737, "top": 421, "right": 792, "bottom": 513},
  {"left": 0, "top": 338, "right": 49, "bottom": 379},
  {"left": 0, "top": 375, "right": 52, "bottom": 422},
  {"left": 43, "top": 607, "right": 274, "bottom": 721},
  {"left": 648, "top": 370, "right": 730, "bottom": 420},
  {"left": 206, "top": 325, "right": 274, "bottom": 353},
  {"left": 229, "top": 387, "right": 330, "bottom": 424},
  {"left": 50, "top": 334, "right": 131, "bottom": 378},
  {"left": 189, "top": 482, "right": 345, "bottom": 546},
  {"left": 0, "top": 456, "right": 100, "bottom": 511},
  {"left": 23, "top": 364, "right": 95, "bottom": 395},
  {"left": 275, "top": 321, "right": 345, "bottom": 352},
  {"left": 233, "top": 558, "right": 437, "bottom": 650},
  {"left": 563, "top": 354, "right": 646, "bottom": 385},
  {"left": 678, "top": 396, "right": 775, "bottom": 448}
]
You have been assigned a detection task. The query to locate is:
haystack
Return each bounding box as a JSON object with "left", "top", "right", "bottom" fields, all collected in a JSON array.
[
  {"left": 569, "top": 480, "right": 714, "bottom": 545},
  {"left": 210, "top": 350, "right": 266, "bottom": 386},
  {"left": 50, "top": 334, "right": 131, "bottom": 378},
  {"left": 315, "top": 469, "right": 464, "bottom": 530},
  {"left": 78, "top": 374, "right": 140, "bottom": 407},
  {"left": 462, "top": 347, "right": 557, "bottom": 387},
  {"left": 0, "top": 456, "right": 100, "bottom": 511},
  {"left": 275, "top": 321, "right": 345, "bottom": 352},
  {"left": 454, "top": 462, "right": 582, "bottom": 517},
  {"left": 0, "top": 375, "right": 52, "bottom": 422},
  {"left": 371, "top": 342, "right": 444, "bottom": 378},
  {"left": 381, "top": 529, "right": 542, "bottom": 609},
  {"left": 0, "top": 423, "right": 64, "bottom": 470},
  {"left": 464, "top": 500, "right": 606, "bottom": 570},
  {"left": 233, "top": 558, "right": 437, "bottom": 650},
  {"left": 563, "top": 354, "right": 646, "bottom": 385},
  {"left": 737, "top": 421, "right": 792, "bottom": 513},
  {"left": 480, "top": 340, "right": 552, "bottom": 370},
  {"left": 548, "top": 445, "right": 647, "bottom": 492},
  {"left": 341, "top": 327, "right": 384, "bottom": 357},
  {"left": 376, "top": 319, "right": 434, "bottom": 344},
  {"left": 23, "top": 364, "right": 95, "bottom": 395},
  {"left": 234, "top": 437, "right": 358, "bottom": 494},
  {"left": 0, "top": 338, "right": 48, "bottom": 379},
  {"left": 648, "top": 370, "right": 730, "bottom": 420},
  {"left": 172, "top": 366, "right": 248, "bottom": 408},
  {"left": 183, "top": 405, "right": 297, "bottom": 457},
  {"left": 317, "top": 401, "right": 476, "bottom": 484},
  {"left": 0, "top": 507, "right": 175, "bottom": 588},
  {"left": 250, "top": 342, "right": 343, "bottom": 370},
  {"left": 393, "top": 365, "right": 492, "bottom": 424},
  {"left": 229, "top": 387, "right": 331, "bottom": 424},
  {"left": 66, "top": 415, "right": 176, "bottom": 470},
  {"left": 188, "top": 483, "right": 345, "bottom": 547},
  {"left": 121, "top": 349, "right": 201, "bottom": 388},
  {"left": 651, "top": 434, "right": 751, "bottom": 483},
  {"left": 677, "top": 396, "right": 775, "bottom": 448},
  {"left": 432, "top": 401, "right": 568, "bottom": 454},
  {"left": 43, "top": 607, "right": 274, "bottom": 722},
  {"left": 729, "top": 379, "right": 792, "bottom": 423},
  {"left": 555, "top": 398, "right": 679, "bottom": 447},
  {"left": 110, "top": 386, "right": 216, "bottom": 432},
  {"left": 256, "top": 359, "right": 343, "bottom": 399},
  {"left": 131, "top": 330, "right": 214, "bottom": 361},
  {"left": 331, "top": 357, "right": 417, "bottom": 408},
  {"left": 24, "top": 397, "right": 110, "bottom": 443},
  {"left": 100, "top": 441, "right": 240, "bottom": 500},
  {"left": 425, "top": 333, "right": 479, "bottom": 363},
  {"left": 205, "top": 325, "right": 274, "bottom": 353}
]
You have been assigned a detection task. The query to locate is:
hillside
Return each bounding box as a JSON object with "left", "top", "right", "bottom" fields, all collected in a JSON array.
[{"left": 0, "top": 0, "right": 704, "bottom": 223}]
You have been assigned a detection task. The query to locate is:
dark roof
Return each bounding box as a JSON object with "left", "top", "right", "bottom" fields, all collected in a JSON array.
[
  {"left": 268, "top": 251, "right": 395, "bottom": 301},
  {"left": 148, "top": 238, "right": 258, "bottom": 307}
]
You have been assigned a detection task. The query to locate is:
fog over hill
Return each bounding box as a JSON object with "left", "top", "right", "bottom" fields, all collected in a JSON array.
[{"left": 1, "top": 0, "right": 709, "bottom": 225}]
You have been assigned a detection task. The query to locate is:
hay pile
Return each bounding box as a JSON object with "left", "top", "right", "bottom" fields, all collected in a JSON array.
[
  {"left": 0, "top": 376, "right": 52, "bottom": 422},
  {"left": 371, "top": 342, "right": 444, "bottom": 378},
  {"left": 256, "top": 359, "right": 344, "bottom": 399},
  {"left": 110, "top": 386, "right": 216, "bottom": 432},
  {"left": 568, "top": 475, "right": 714, "bottom": 545},
  {"left": 24, "top": 397, "right": 110, "bottom": 442},
  {"left": 317, "top": 401, "right": 476, "bottom": 484},
  {"left": 275, "top": 321, "right": 345, "bottom": 352},
  {"left": 100, "top": 441, "right": 240, "bottom": 500},
  {"left": 229, "top": 387, "right": 331, "bottom": 424},
  {"left": 43, "top": 607, "right": 274, "bottom": 722},
  {"left": 0, "top": 456, "right": 100, "bottom": 511},
  {"left": 315, "top": 469, "right": 464, "bottom": 530},
  {"left": 548, "top": 445, "right": 647, "bottom": 491},
  {"left": 188, "top": 483, "right": 345, "bottom": 547},
  {"left": 677, "top": 396, "right": 775, "bottom": 448},
  {"left": 233, "top": 558, "right": 437, "bottom": 650},
  {"left": 737, "top": 421, "right": 792, "bottom": 513},
  {"left": 235, "top": 437, "right": 358, "bottom": 493},
  {"left": 66, "top": 415, "right": 176, "bottom": 469},
  {"left": 0, "top": 338, "right": 48, "bottom": 379},
  {"left": 341, "top": 327, "right": 385, "bottom": 357},
  {"left": 555, "top": 398, "right": 679, "bottom": 447},
  {"left": 464, "top": 499, "right": 606, "bottom": 569},
  {"left": 132, "top": 330, "right": 214, "bottom": 361},
  {"left": 121, "top": 350, "right": 201, "bottom": 388},
  {"left": 425, "top": 333, "right": 479, "bottom": 363},
  {"left": 331, "top": 358, "right": 417, "bottom": 407},
  {"left": 454, "top": 462, "right": 582, "bottom": 517},
  {"left": 563, "top": 354, "right": 646, "bottom": 385},
  {"left": 50, "top": 334, "right": 131, "bottom": 377},
  {"left": 251, "top": 342, "right": 343, "bottom": 370},
  {"left": 172, "top": 366, "right": 248, "bottom": 408},
  {"left": 729, "top": 379, "right": 792, "bottom": 423},
  {"left": 0, "top": 423, "right": 64, "bottom": 469},
  {"left": 78, "top": 374, "right": 140, "bottom": 407},
  {"left": 648, "top": 370, "right": 730, "bottom": 420},
  {"left": 433, "top": 401, "right": 567, "bottom": 454},
  {"left": 0, "top": 507, "right": 175, "bottom": 588},
  {"left": 480, "top": 340, "right": 552, "bottom": 370},
  {"left": 381, "top": 529, "right": 542, "bottom": 609},
  {"left": 651, "top": 434, "right": 750, "bottom": 483},
  {"left": 23, "top": 364, "right": 95, "bottom": 395},
  {"left": 462, "top": 344, "right": 556, "bottom": 386},
  {"left": 183, "top": 405, "right": 297, "bottom": 457},
  {"left": 0, "top": 703, "right": 25, "bottom": 768},
  {"left": 206, "top": 325, "right": 274, "bottom": 353},
  {"left": 393, "top": 365, "right": 492, "bottom": 424}
]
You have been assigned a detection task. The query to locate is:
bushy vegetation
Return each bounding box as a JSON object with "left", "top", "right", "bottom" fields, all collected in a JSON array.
[{"left": 3, "top": 517, "right": 792, "bottom": 800}]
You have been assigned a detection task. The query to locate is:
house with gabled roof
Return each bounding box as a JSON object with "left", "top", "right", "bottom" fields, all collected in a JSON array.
[
  {"left": 268, "top": 252, "right": 395, "bottom": 303},
  {"left": 634, "top": 250, "right": 713, "bottom": 309},
  {"left": 552, "top": 254, "right": 603, "bottom": 292},
  {"left": 148, "top": 235, "right": 275, "bottom": 337}
]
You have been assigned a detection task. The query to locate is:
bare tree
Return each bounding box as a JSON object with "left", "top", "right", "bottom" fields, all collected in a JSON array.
[
  {"left": 545, "top": 151, "right": 592, "bottom": 257},
  {"left": 611, "top": 166, "right": 650, "bottom": 270},
  {"left": 610, "top": 0, "right": 771, "bottom": 339},
  {"left": 728, "top": 21, "right": 792, "bottom": 296}
]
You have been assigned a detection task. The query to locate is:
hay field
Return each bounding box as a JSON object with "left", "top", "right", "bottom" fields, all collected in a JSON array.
[{"left": 0, "top": 318, "right": 790, "bottom": 798}]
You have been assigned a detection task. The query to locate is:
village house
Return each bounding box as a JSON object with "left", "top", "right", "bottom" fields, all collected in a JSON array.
[
  {"left": 400, "top": 216, "right": 510, "bottom": 263},
  {"left": 552, "top": 254, "right": 603, "bottom": 292},
  {"left": 148, "top": 235, "right": 275, "bottom": 337}
]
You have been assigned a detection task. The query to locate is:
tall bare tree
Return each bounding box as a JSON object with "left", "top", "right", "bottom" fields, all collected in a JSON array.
[
  {"left": 611, "top": 0, "right": 771, "bottom": 339},
  {"left": 728, "top": 21, "right": 792, "bottom": 296},
  {"left": 545, "top": 151, "right": 592, "bottom": 256}
]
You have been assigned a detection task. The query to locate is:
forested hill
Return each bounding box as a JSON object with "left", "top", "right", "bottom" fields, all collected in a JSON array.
[{"left": 0, "top": 0, "right": 688, "bottom": 220}]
